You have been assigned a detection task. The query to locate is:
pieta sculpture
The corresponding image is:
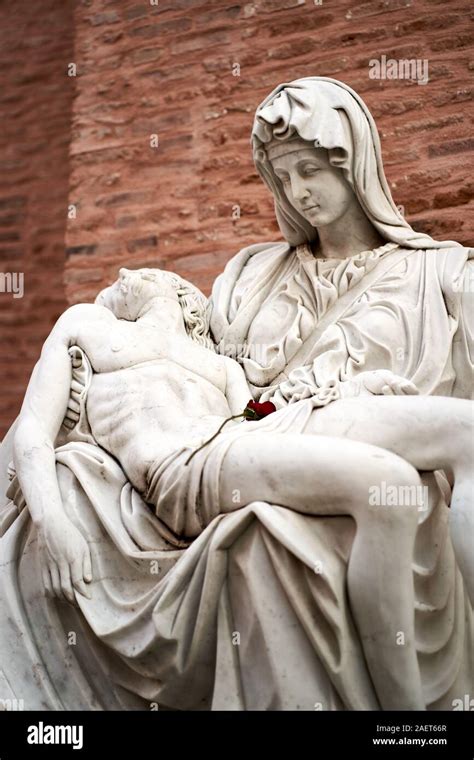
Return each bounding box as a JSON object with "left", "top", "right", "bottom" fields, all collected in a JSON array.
[{"left": 0, "top": 77, "right": 472, "bottom": 711}]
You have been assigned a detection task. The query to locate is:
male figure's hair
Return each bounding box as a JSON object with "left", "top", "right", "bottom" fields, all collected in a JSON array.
[{"left": 146, "top": 269, "right": 215, "bottom": 351}]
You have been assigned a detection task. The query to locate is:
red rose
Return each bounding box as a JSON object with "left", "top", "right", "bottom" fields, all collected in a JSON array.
[
  {"left": 243, "top": 399, "right": 277, "bottom": 420},
  {"left": 185, "top": 398, "right": 276, "bottom": 465}
]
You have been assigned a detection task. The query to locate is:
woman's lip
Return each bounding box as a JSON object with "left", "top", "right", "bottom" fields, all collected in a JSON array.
[{"left": 302, "top": 204, "right": 319, "bottom": 211}]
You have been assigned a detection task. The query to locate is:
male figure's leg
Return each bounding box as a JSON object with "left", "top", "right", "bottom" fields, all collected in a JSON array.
[
  {"left": 303, "top": 395, "right": 474, "bottom": 602},
  {"left": 302, "top": 395, "right": 472, "bottom": 474},
  {"left": 219, "top": 433, "right": 425, "bottom": 709}
]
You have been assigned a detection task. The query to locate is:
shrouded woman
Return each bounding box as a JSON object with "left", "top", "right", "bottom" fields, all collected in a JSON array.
[
  {"left": 0, "top": 77, "right": 472, "bottom": 712},
  {"left": 211, "top": 77, "right": 472, "bottom": 403}
]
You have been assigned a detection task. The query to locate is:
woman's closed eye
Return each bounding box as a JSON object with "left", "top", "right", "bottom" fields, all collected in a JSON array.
[
  {"left": 301, "top": 164, "right": 321, "bottom": 176},
  {"left": 277, "top": 168, "right": 320, "bottom": 183}
]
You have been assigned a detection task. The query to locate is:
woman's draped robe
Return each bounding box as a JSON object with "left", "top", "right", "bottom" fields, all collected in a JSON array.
[
  {"left": 211, "top": 241, "right": 473, "bottom": 401},
  {"left": 0, "top": 241, "right": 472, "bottom": 710}
]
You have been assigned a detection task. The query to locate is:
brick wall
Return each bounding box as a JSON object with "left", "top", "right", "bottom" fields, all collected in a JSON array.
[
  {"left": 65, "top": 0, "right": 473, "bottom": 306},
  {"left": 0, "top": 0, "right": 75, "bottom": 438},
  {"left": 1, "top": 0, "right": 473, "bottom": 437}
]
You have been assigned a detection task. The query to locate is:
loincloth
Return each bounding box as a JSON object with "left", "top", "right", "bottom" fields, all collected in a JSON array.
[{"left": 144, "top": 398, "right": 317, "bottom": 540}]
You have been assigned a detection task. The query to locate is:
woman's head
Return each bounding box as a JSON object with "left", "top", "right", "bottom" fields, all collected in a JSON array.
[
  {"left": 268, "top": 136, "right": 357, "bottom": 230},
  {"left": 95, "top": 268, "right": 215, "bottom": 350},
  {"left": 252, "top": 76, "right": 455, "bottom": 249}
]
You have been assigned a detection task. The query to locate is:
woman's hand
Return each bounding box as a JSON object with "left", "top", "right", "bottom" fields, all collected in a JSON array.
[
  {"left": 38, "top": 512, "right": 92, "bottom": 604},
  {"left": 342, "top": 370, "right": 419, "bottom": 398}
]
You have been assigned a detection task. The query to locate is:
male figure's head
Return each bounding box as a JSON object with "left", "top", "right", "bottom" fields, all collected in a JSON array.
[{"left": 95, "top": 268, "right": 215, "bottom": 350}]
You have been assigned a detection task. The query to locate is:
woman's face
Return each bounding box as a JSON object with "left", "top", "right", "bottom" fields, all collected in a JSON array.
[{"left": 270, "top": 147, "right": 356, "bottom": 228}]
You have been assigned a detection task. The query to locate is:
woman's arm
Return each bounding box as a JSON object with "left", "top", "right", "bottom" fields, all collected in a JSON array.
[{"left": 261, "top": 364, "right": 418, "bottom": 408}]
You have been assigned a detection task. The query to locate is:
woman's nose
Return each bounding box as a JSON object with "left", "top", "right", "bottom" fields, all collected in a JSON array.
[{"left": 290, "top": 174, "right": 310, "bottom": 202}]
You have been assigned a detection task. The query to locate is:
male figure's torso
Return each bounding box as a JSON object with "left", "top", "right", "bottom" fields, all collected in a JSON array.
[{"left": 71, "top": 305, "right": 231, "bottom": 493}]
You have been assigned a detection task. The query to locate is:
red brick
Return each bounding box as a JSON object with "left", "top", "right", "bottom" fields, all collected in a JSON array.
[
  {"left": 428, "top": 138, "right": 474, "bottom": 158},
  {"left": 87, "top": 10, "right": 120, "bottom": 27},
  {"left": 130, "top": 18, "right": 193, "bottom": 38},
  {"left": 253, "top": 0, "right": 305, "bottom": 12}
]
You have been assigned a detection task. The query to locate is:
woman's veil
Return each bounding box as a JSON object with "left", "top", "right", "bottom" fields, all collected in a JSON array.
[{"left": 251, "top": 77, "right": 459, "bottom": 250}]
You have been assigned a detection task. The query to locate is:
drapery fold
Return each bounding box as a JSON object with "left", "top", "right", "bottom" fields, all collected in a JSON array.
[
  {"left": 0, "top": 75, "right": 472, "bottom": 712},
  {"left": 210, "top": 242, "right": 473, "bottom": 400},
  {"left": 0, "top": 436, "right": 472, "bottom": 710}
]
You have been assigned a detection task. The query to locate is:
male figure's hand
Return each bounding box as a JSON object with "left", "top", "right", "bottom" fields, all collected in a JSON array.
[{"left": 38, "top": 513, "right": 92, "bottom": 604}]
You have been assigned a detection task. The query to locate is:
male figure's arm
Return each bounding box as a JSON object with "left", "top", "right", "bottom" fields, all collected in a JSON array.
[
  {"left": 13, "top": 304, "right": 107, "bottom": 601},
  {"left": 14, "top": 305, "right": 90, "bottom": 522},
  {"left": 223, "top": 356, "right": 252, "bottom": 415}
]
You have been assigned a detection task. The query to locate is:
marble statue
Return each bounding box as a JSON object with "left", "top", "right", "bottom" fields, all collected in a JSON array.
[{"left": 0, "top": 77, "right": 472, "bottom": 712}]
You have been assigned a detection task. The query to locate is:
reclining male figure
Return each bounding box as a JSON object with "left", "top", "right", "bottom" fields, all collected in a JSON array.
[{"left": 13, "top": 267, "right": 473, "bottom": 710}]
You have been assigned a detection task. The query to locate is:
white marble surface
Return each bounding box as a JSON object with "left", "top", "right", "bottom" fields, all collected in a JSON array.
[{"left": 0, "top": 77, "right": 473, "bottom": 711}]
